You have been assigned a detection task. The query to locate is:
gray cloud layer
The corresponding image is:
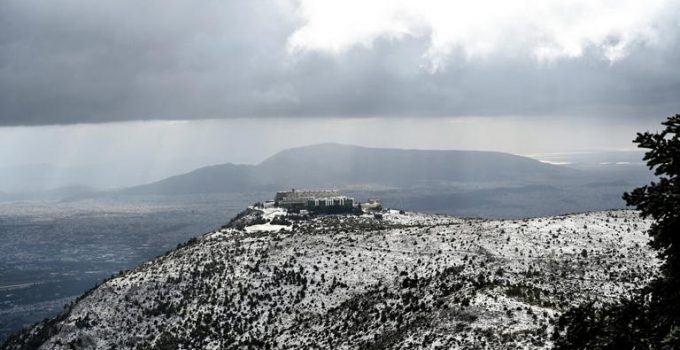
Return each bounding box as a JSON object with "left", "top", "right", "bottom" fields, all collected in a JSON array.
[{"left": 1, "top": 0, "right": 680, "bottom": 126}]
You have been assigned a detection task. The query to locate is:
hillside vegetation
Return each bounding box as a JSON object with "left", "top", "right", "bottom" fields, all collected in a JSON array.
[{"left": 2, "top": 208, "right": 656, "bottom": 349}]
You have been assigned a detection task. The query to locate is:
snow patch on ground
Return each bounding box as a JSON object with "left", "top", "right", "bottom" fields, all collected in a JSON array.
[
  {"left": 5, "top": 209, "right": 658, "bottom": 350},
  {"left": 245, "top": 223, "right": 292, "bottom": 233}
]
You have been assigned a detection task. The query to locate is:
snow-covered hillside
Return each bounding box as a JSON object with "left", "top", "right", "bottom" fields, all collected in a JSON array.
[{"left": 2, "top": 208, "right": 658, "bottom": 349}]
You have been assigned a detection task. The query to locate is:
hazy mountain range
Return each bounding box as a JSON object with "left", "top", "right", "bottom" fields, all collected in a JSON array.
[
  {"left": 0, "top": 143, "right": 654, "bottom": 218},
  {"left": 125, "top": 143, "right": 579, "bottom": 195}
]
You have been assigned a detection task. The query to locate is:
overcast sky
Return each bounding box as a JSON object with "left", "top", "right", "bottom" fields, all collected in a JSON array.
[
  {"left": 1, "top": 0, "right": 678, "bottom": 189},
  {"left": 2, "top": 0, "right": 679, "bottom": 125}
]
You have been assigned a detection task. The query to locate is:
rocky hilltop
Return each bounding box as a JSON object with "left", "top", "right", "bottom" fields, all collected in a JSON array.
[{"left": 2, "top": 208, "right": 658, "bottom": 349}]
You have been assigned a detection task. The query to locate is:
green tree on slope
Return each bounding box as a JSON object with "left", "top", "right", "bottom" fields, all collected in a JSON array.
[{"left": 556, "top": 114, "right": 680, "bottom": 349}]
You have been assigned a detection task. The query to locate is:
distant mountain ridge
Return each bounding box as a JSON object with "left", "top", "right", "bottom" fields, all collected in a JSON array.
[{"left": 126, "top": 143, "right": 576, "bottom": 195}]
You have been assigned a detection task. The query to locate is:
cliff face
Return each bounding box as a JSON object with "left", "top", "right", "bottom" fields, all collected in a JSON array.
[{"left": 2, "top": 208, "right": 657, "bottom": 349}]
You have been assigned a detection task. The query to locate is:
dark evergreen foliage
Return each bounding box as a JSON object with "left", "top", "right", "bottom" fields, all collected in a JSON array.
[{"left": 556, "top": 114, "right": 680, "bottom": 349}]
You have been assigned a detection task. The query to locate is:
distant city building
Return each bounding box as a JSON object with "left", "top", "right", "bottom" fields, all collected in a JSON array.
[
  {"left": 362, "top": 199, "right": 382, "bottom": 212},
  {"left": 275, "top": 189, "right": 354, "bottom": 213}
]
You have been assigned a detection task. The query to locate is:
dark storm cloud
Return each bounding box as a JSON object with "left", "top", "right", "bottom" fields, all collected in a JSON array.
[{"left": 1, "top": 0, "right": 679, "bottom": 126}]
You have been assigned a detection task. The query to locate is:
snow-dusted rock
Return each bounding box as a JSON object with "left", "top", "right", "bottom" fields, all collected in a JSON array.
[{"left": 2, "top": 209, "right": 657, "bottom": 349}]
